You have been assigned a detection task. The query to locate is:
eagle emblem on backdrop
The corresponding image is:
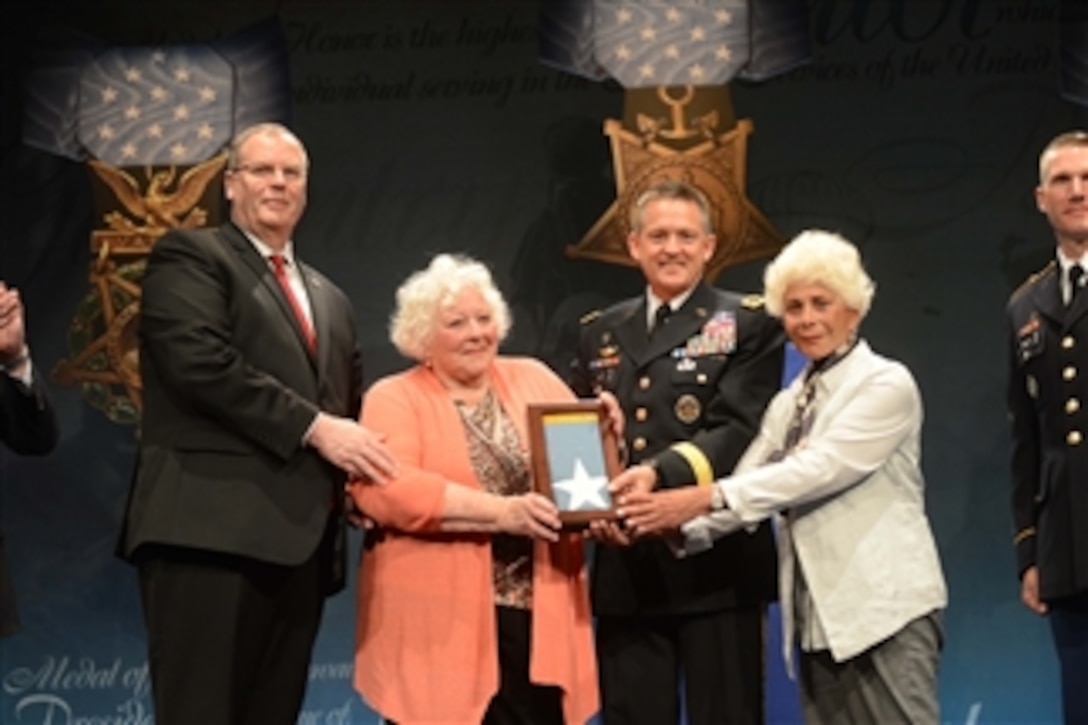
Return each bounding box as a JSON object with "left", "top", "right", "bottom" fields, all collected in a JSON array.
[
  {"left": 22, "top": 20, "right": 290, "bottom": 424},
  {"left": 539, "top": 0, "right": 812, "bottom": 279}
]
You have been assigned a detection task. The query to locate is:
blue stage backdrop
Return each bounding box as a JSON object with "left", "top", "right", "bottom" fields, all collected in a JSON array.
[{"left": 2, "top": 1, "right": 1083, "bottom": 722}]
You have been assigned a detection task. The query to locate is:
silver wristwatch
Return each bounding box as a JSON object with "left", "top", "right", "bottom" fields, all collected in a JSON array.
[{"left": 709, "top": 484, "right": 727, "bottom": 512}]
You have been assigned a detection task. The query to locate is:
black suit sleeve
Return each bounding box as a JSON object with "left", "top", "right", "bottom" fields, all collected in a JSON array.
[{"left": 0, "top": 373, "right": 59, "bottom": 456}]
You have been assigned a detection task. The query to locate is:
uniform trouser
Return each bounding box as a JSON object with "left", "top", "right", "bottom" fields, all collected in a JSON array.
[
  {"left": 1049, "top": 590, "right": 1088, "bottom": 724},
  {"left": 596, "top": 607, "right": 765, "bottom": 725},
  {"left": 797, "top": 610, "right": 942, "bottom": 725},
  {"left": 137, "top": 544, "right": 324, "bottom": 725}
]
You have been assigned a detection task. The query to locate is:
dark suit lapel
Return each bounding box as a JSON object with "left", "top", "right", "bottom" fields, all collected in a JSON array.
[{"left": 220, "top": 224, "right": 319, "bottom": 371}]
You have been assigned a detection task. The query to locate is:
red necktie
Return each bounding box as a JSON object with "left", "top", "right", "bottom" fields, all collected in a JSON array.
[{"left": 269, "top": 254, "right": 317, "bottom": 354}]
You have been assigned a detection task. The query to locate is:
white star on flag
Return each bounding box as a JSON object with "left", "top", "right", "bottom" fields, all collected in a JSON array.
[{"left": 552, "top": 458, "right": 610, "bottom": 511}]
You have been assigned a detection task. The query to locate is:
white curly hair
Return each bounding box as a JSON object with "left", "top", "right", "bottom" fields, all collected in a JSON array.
[
  {"left": 763, "top": 230, "right": 875, "bottom": 319},
  {"left": 389, "top": 253, "right": 512, "bottom": 361}
]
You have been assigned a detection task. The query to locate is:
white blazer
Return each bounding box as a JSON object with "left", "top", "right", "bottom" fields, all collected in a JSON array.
[{"left": 682, "top": 340, "right": 947, "bottom": 668}]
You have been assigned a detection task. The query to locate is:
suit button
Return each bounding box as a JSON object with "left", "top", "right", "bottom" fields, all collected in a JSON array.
[
  {"left": 633, "top": 436, "right": 647, "bottom": 452},
  {"left": 1063, "top": 335, "right": 1076, "bottom": 349},
  {"left": 639, "top": 376, "right": 651, "bottom": 390},
  {"left": 1064, "top": 366, "right": 1077, "bottom": 381},
  {"left": 1068, "top": 398, "right": 1081, "bottom": 414},
  {"left": 1069, "top": 430, "right": 1083, "bottom": 446},
  {"left": 635, "top": 407, "right": 648, "bottom": 422},
  {"left": 696, "top": 373, "right": 708, "bottom": 384}
]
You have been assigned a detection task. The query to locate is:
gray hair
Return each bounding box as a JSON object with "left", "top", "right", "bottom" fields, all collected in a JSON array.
[
  {"left": 1039, "top": 130, "right": 1088, "bottom": 184},
  {"left": 629, "top": 180, "right": 713, "bottom": 234},
  {"left": 389, "top": 254, "right": 512, "bottom": 361},
  {"left": 227, "top": 122, "right": 310, "bottom": 172},
  {"left": 763, "top": 230, "right": 875, "bottom": 319}
]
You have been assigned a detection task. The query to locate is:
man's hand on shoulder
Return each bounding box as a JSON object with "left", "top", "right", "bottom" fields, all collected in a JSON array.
[{"left": 308, "top": 413, "right": 397, "bottom": 483}]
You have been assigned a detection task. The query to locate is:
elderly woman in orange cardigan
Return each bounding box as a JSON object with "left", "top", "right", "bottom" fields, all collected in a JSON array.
[{"left": 349, "top": 254, "right": 606, "bottom": 724}]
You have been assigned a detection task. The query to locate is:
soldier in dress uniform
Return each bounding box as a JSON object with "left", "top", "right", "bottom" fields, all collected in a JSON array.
[
  {"left": 571, "top": 180, "right": 785, "bottom": 724},
  {"left": 1008, "top": 130, "right": 1088, "bottom": 723}
]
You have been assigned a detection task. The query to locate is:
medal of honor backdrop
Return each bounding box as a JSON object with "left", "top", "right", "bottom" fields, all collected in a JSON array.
[{"left": 4, "top": 1, "right": 1088, "bottom": 722}]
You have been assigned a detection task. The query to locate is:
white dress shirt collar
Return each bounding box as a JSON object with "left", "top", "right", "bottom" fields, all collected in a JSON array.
[
  {"left": 242, "top": 231, "right": 298, "bottom": 268},
  {"left": 646, "top": 285, "right": 697, "bottom": 329}
]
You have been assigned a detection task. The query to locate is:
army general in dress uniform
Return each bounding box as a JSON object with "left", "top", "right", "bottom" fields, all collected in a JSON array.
[
  {"left": 1008, "top": 130, "right": 1088, "bottom": 723},
  {"left": 571, "top": 181, "right": 785, "bottom": 724}
]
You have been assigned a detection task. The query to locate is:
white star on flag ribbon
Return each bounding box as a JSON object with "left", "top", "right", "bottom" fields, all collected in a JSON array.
[
  {"left": 77, "top": 45, "right": 234, "bottom": 165},
  {"left": 592, "top": 1, "right": 750, "bottom": 87},
  {"left": 539, "top": 1, "right": 813, "bottom": 86}
]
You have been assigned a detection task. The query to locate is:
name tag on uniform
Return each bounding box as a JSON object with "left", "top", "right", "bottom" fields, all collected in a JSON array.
[{"left": 1017, "top": 315, "right": 1042, "bottom": 361}]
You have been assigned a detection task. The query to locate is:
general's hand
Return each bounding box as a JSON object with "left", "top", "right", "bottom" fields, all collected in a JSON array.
[
  {"left": 308, "top": 413, "right": 397, "bottom": 482},
  {"left": 0, "top": 283, "right": 28, "bottom": 363},
  {"left": 585, "top": 518, "right": 633, "bottom": 547},
  {"left": 498, "top": 493, "right": 561, "bottom": 542},
  {"left": 618, "top": 486, "right": 712, "bottom": 538},
  {"left": 1020, "top": 566, "right": 1048, "bottom": 615},
  {"left": 608, "top": 464, "right": 657, "bottom": 499}
]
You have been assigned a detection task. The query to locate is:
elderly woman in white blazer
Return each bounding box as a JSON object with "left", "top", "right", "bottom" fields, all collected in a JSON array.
[{"left": 617, "top": 230, "right": 947, "bottom": 724}]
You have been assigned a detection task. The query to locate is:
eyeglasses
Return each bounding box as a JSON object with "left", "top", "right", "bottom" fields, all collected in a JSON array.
[{"left": 231, "top": 164, "right": 306, "bottom": 182}]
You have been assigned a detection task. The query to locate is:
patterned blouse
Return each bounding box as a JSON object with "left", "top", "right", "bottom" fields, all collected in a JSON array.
[{"left": 456, "top": 389, "right": 533, "bottom": 609}]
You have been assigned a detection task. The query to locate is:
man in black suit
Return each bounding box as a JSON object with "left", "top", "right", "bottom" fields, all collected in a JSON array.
[
  {"left": 571, "top": 181, "right": 784, "bottom": 724},
  {"left": 1008, "top": 130, "right": 1088, "bottom": 723},
  {"left": 0, "top": 281, "right": 59, "bottom": 637},
  {"left": 119, "top": 123, "right": 395, "bottom": 725}
]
